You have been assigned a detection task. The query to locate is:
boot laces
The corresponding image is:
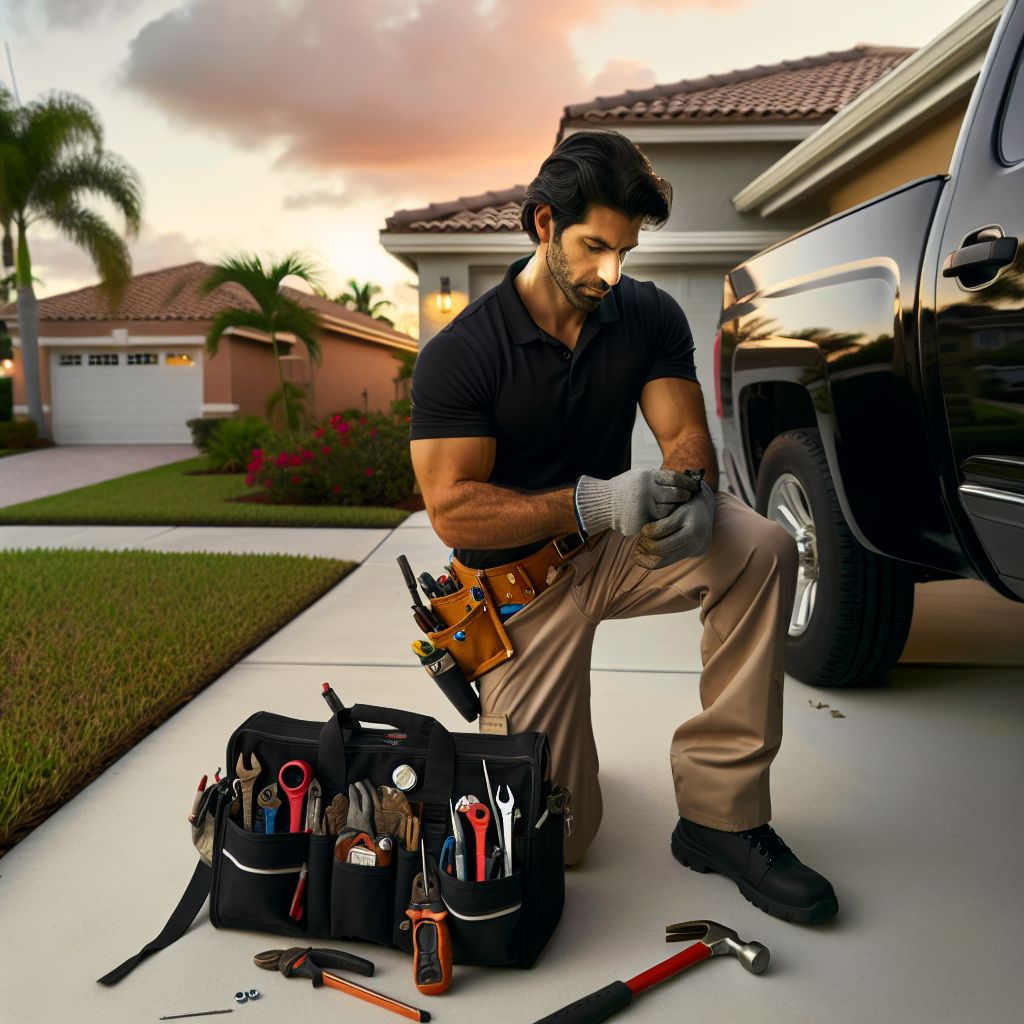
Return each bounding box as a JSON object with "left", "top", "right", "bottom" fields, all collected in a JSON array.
[{"left": 740, "top": 824, "right": 792, "bottom": 866}]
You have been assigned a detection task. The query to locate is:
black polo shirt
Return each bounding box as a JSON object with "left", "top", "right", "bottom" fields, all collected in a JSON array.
[{"left": 410, "top": 254, "right": 699, "bottom": 568}]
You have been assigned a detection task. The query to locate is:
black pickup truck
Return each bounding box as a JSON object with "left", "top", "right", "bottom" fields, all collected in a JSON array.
[{"left": 716, "top": 0, "right": 1024, "bottom": 688}]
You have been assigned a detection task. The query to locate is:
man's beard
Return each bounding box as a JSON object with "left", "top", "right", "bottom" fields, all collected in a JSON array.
[{"left": 546, "top": 234, "right": 607, "bottom": 312}]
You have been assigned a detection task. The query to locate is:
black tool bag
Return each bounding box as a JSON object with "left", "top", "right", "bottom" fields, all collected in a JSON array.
[{"left": 99, "top": 700, "right": 567, "bottom": 985}]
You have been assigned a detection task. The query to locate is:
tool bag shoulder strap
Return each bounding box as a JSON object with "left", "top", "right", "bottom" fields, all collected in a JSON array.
[{"left": 97, "top": 859, "right": 211, "bottom": 986}]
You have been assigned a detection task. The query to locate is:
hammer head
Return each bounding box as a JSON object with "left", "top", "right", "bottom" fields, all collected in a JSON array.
[{"left": 666, "top": 919, "right": 770, "bottom": 975}]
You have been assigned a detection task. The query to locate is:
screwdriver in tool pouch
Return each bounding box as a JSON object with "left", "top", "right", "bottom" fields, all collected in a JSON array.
[
  {"left": 398, "top": 555, "right": 445, "bottom": 632},
  {"left": 406, "top": 843, "right": 452, "bottom": 995}
]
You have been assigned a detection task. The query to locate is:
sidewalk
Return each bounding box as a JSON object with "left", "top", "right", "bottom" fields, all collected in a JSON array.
[
  {"left": 0, "top": 514, "right": 1022, "bottom": 1023},
  {"left": 0, "top": 444, "right": 197, "bottom": 507}
]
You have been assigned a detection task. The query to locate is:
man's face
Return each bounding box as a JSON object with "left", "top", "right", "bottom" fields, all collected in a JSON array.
[{"left": 544, "top": 205, "right": 643, "bottom": 312}]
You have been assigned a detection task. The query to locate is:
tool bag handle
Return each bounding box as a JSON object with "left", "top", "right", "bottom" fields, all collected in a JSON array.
[{"left": 318, "top": 703, "right": 456, "bottom": 804}]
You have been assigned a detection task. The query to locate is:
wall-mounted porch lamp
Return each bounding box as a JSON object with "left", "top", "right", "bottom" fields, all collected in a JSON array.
[{"left": 436, "top": 276, "right": 452, "bottom": 314}]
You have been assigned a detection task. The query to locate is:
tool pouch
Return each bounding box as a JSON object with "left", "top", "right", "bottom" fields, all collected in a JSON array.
[
  {"left": 424, "top": 579, "right": 515, "bottom": 682},
  {"left": 100, "top": 695, "right": 567, "bottom": 984}
]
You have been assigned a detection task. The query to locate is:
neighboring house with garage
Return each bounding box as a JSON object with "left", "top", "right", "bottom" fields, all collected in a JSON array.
[
  {"left": 1, "top": 261, "right": 418, "bottom": 445},
  {"left": 380, "top": 2, "right": 994, "bottom": 479}
]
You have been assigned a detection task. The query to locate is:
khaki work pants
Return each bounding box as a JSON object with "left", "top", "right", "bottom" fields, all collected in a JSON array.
[{"left": 476, "top": 490, "right": 799, "bottom": 865}]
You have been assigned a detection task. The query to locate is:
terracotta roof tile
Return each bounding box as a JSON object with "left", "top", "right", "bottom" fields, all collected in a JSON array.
[
  {"left": 560, "top": 46, "right": 914, "bottom": 129},
  {"left": 384, "top": 187, "right": 526, "bottom": 233},
  {"left": 0, "top": 261, "right": 414, "bottom": 342}
]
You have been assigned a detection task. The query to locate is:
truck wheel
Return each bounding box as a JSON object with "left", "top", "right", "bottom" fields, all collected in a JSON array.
[{"left": 755, "top": 428, "right": 915, "bottom": 687}]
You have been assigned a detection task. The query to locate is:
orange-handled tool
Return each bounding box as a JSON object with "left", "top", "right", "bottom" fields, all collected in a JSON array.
[{"left": 405, "top": 844, "right": 452, "bottom": 995}]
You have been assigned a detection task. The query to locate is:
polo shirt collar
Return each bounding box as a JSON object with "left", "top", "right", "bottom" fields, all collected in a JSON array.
[{"left": 498, "top": 254, "right": 621, "bottom": 346}]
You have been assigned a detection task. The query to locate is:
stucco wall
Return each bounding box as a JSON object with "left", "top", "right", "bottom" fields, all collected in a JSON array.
[
  {"left": 314, "top": 333, "right": 410, "bottom": 416},
  {"left": 642, "top": 140, "right": 829, "bottom": 234},
  {"left": 826, "top": 97, "right": 970, "bottom": 215}
]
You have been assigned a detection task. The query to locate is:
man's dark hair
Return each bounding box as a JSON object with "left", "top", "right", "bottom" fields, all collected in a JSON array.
[{"left": 520, "top": 129, "right": 672, "bottom": 244}]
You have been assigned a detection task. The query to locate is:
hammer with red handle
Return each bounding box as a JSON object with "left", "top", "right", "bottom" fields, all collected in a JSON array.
[{"left": 530, "top": 920, "right": 769, "bottom": 1024}]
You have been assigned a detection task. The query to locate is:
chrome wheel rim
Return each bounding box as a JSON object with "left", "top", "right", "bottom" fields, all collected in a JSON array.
[{"left": 766, "top": 473, "right": 818, "bottom": 637}]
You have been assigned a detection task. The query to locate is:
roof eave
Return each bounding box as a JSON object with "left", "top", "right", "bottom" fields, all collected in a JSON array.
[
  {"left": 380, "top": 231, "right": 532, "bottom": 259},
  {"left": 732, "top": 0, "right": 1003, "bottom": 216},
  {"left": 558, "top": 120, "right": 824, "bottom": 146}
]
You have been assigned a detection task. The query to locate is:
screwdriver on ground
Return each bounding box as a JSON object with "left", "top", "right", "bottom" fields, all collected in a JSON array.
[{"left": 405, "top": 842, "right": 452, "bottom": 995}]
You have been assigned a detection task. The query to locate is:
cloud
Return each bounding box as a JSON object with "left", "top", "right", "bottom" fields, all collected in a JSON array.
[
  {"left": 26, "top": 222, "right": 202, "bottom": 295},
  {"left": 587, "top": 59, "right": 659, "bottom": 98},
  {"left": 6, "top": 0, "right": 149, "bottom": 30},
  {"left": 119, "top": 0, "right": 742, "bottom": 200},
  {"left": 282, "top": 189, "right": 355, "bottom": 212}
]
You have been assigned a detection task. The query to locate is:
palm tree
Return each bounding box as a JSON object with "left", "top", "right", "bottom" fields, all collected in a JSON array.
[
  {"left": 201, "top": 253, "right": 324, "bottom": 432},
  {"left": 333, "top": 278, "right": 395, "bottom": 326},
  {"left": 0, "top": 86, "right": 142, "bottom": 441}
]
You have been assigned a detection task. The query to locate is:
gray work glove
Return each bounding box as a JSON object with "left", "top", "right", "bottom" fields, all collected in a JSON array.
[
  {"left": 574, "top": 468, "right": 701, "bottom": 537},
  {"left": 344, "top": 780, "right": 380, "bottom": 835},
  {"left": 634, "top": 479, "right": 716, "bottom": 569}
]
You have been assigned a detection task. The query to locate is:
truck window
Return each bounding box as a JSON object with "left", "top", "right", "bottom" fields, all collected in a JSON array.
[{"left": 999, "top": 46, "right": 1024, "bottom": 164}]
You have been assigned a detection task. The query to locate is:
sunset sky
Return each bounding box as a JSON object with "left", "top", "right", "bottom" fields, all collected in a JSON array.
[{"left": 2, "top": 0, "right": 976, "bottom": 336}]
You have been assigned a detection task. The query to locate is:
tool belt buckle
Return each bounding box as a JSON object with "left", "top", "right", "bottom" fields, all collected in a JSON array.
[{"left": 553, "top": 532, "right": 585, "bottom": 560}]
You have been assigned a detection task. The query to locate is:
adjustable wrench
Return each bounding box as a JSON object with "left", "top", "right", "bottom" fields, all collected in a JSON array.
[{"left": 235, "top": 752, "right": 262, "bottom": 831}]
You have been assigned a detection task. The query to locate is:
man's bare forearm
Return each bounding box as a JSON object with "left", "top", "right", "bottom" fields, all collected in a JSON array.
[
  {"left": 433, "top": 480, "right": 579, "bottom": 549},
  {"left": 662, "top": 432, "right": 719, "bottom": 492}
]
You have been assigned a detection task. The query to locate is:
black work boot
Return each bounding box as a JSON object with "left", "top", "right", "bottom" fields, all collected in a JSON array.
[{"left": 671, "top": 817, "right": 838, "bottom": 924}]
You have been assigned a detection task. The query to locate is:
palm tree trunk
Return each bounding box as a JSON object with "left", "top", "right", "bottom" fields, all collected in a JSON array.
[
  {"left": 15, "top": 225, "right": 50, "bottom": 441},
  {"left": 16, "top": 286, "right": 47, "bottom": 440},
  {"left": 270, "top": 331, "right": 293, "bottom": 431}
]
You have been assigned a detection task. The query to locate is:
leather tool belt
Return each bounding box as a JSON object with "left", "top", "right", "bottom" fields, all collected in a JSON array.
[{"left": 425, "top": 533, "right": 589, "bottom": 682}]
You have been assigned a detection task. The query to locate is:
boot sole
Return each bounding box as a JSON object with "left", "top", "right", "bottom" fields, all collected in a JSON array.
[{"left": 671, "top": 830, "right": 839, "bottom": 925}]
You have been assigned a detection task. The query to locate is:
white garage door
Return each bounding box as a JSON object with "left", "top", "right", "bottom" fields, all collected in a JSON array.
[{"left": 50, "top": 349, "right": 202, "bottom": 444}]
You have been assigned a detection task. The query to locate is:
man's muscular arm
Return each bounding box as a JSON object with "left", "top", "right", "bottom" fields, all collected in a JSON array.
[
  {"left": 639, "top": 377, "right": 718, "bottom": 492},
  {"left": 411, "top": 436, "right": 578, "bottom": 549}
]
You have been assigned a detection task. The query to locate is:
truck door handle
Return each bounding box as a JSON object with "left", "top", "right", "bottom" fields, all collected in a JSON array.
[{"left": 942, "top": 228, "right": 1018, "bottom": 285}]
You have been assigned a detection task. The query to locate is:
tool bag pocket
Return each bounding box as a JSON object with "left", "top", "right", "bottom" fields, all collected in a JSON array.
[
  {"left": 330, "top": 859, "right": 397, "bottom": 946},
  {"left": 391, "top": 846, "right": 420, "bottom": 953},
  {"left": 213, "top": 819, "right": 311, "bottom": 935},
  {"left": 437, "top": 869, "right": 523, "bottom": 967},
  {"left": 427, "top": 586, "right": 514, "bottom": 682}
]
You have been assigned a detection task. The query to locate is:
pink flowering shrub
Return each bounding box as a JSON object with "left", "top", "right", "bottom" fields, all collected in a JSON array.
[{"left": 245, "top": 412, "right": 415, "bottom": 506}]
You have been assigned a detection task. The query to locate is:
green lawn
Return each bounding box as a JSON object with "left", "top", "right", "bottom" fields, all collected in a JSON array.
[
  {"left": 0, "top": 456, "right": 413, "bottom": 527},
  {"left": 0, "top": 448, "right": 26, "bottom": 459},
  {"left": 0, "top": 547, "right": 355, "bottom": 853}
]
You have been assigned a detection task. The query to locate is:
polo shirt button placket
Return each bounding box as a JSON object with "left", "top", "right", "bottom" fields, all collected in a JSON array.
[{"left": 562, "top": 350, "right": 571, "bottom": 361}]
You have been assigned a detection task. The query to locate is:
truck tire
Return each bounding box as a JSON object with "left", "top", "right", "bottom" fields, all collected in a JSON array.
[{"left": 754, "top": 428, "right": 915, "bottom": 687}]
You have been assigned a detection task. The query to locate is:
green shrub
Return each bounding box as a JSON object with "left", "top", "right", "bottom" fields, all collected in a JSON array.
[
  {"left": 207, "top": 416, "right": 274, "bottom": 472},
  {"left": 186, "top": 416, "right": 230, "bottom": 452},
  {"left": 0, "top": 418, "right": 39, "bottom": 448},
  {"left": 246, "top": 411, "right": 414, "bottom": 506},
  {"left": 0, "top": 377, "right": 11, "bottom": 422}
]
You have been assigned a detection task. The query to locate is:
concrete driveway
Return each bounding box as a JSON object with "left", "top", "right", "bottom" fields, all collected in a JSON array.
[
  {"left": 0, "top": 513, "right": 1022, "bottom": 1023},
  {"left": 0, "top": 444, "right": 197, "bottom": 508}
]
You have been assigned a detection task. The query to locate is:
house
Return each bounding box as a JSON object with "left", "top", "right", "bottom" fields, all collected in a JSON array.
[
  {"left": 1, "top": 261, "right": 418, "bottom": 444},
  {"left": 380, "top": 45, "right": 916, "bottom": 472}
]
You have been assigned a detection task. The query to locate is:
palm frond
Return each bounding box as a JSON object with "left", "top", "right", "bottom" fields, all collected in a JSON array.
[
  {"left": 45, "top": 202, "right": 132, "bottom": 310},
  {"left": 270, "top": 251, "right": 323, "bottom": 291},
  {"left": 36, "top": 150, "right": 143, "bottom": 237},
  {"left": 272, "top": 294, "right": 323, "bottom": 366},
  {"left": 200, "top": 253, "right": 278, "bottom": 314},
  {"left": 20, "top": 92, "right": 104, "bottom": 191},
  {"left": 204, "top": 306, "right": 272, "bottom": 357}
]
